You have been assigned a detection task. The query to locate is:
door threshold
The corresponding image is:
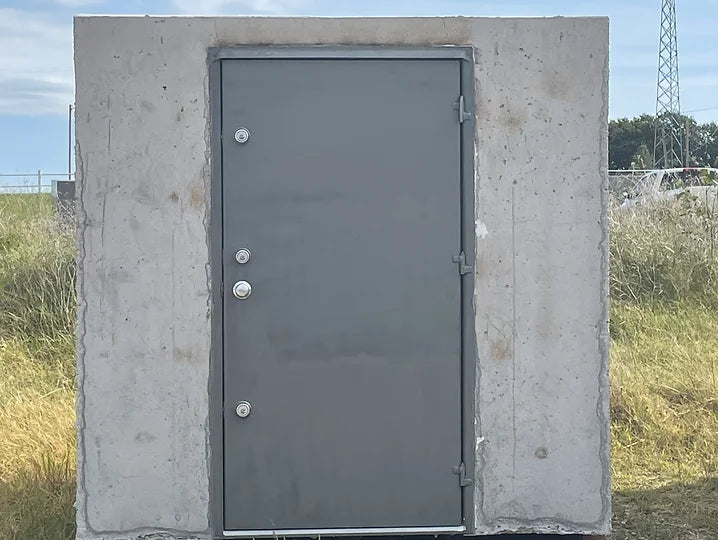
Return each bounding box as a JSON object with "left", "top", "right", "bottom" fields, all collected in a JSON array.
[{"left": 223, "top": 525, "right": 466, "bottom": 537}]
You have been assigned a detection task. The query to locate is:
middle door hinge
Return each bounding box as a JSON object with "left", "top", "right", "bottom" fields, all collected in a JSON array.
[
  {"left": 454, "top": 95, "right": 472, "bottom": 124},
  {"left": 452, "top": 462, "right": 473, "bottom": 487},
  {"left": 452, "top": 251, "right": 473, "bottom": 276}
]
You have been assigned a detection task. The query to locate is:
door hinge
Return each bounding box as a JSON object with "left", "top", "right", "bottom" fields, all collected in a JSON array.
[
  {"left": 454, "top": 95, "right": 472, "bottom": 123},
  {"left": 452, "top": 462, "right": 473, "bottom": 487},
  {"left": 452, "top": 251, "right": 473, "bottom": 276}
]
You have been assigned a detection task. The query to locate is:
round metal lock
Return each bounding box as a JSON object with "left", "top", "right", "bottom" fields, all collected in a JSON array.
[
  {"left": 234, "top": 128, "right": 250, "bottom": 144},
  {"left": 235, "top": 248, "right": 251, "bottom": 264},
  {"left": 232, "top": 280, "right": 252, "bottom": 300},
  {"left": 235, "top": 401, "right": 251, "bottom": 418}
]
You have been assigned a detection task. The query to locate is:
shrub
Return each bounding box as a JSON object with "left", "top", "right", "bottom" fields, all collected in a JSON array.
[
  {"left": 610, "top": 192, "right": 718, "bottom": 306},
  {"left": 0, "top": 195, "right": 76, "bottom": 357}
]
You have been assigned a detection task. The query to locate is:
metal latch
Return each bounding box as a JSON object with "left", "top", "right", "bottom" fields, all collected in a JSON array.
[
  {"left": 453, "top": 95, "right": 472, "bottom": 123},
  {"left": 452, "top": 462, "right": 473, "bottom": 487},
  {"left": 452, "top": 251, "right": 473, "bottom": 275}
]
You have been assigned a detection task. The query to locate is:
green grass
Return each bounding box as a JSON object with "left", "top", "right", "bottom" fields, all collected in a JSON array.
[
  {"left": 614, "top": 477, "right": 718, "bottom": 540},
  {"left": 610, "top": 191, "right": 718, "bottom": 306},
  {"left": 609, "top": 196, "right": 718, "bottom": 539},
  {"left": 0, "top": 193, "right": 717, "bottom": 539},
  {"left": 0, "top": 194, "right": 76, "bottom": 540},
  {"left": 610, "top": 301, "right": 718, "bottom": 540}
]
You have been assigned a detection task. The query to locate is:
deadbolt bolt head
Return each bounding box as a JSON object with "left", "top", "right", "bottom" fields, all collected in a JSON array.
[
  {"left": 234, "top": 128, "right": 250, "bottom": 144},
  {"left": 235, "top": 249, "right": 251, "bottom": 264},
  {"left": 233, "top": 281, "right": 252, "bottom": 300},
  {"left": 236, "top": 401, "right": 251, "bottom": 418}
]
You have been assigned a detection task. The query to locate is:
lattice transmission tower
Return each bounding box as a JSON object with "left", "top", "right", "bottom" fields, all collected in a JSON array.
[{"left": 654, "top": 0, "right": 683, "bottom": 168}]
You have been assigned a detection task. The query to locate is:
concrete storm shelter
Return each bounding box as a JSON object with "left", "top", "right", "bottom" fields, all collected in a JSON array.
[{"left": 74, "top": 16, "right": 610, "bottom": 540}]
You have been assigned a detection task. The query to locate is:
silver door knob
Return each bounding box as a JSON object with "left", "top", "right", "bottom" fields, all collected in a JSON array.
[
  {"left": 233, "top": 281, "right": 252, "bottom": 299},
  {"left": 235, "top": 401, "right": 252, "bottom": 418}
]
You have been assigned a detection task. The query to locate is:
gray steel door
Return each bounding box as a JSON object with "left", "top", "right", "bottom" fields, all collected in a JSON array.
[{"left": 221, "top": 58, "right": 462, "bottom": 532}]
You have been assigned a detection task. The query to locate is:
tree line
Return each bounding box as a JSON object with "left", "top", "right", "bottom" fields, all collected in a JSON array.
[{"left": 609, "top": 114, "right": 718, "bottom": 170}]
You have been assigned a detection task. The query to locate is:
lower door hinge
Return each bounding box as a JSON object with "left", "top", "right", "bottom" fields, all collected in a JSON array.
[
  {"left": 452, "top": 462, "right": 473, "bottom": 487},
  {"left": 452, "top": 251, "right": 473, "bottom": 276}
]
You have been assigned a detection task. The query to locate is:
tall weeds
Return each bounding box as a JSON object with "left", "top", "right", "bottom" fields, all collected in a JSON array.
[
  {"left": 610, "top": 191, "right": 718, "bottom": 306},
  {"left": 0, "top": 191, "right": 717, "bottom": 539},
  {"left": 0, "top": 194, "right": 76, "bottom": 358},
  {"left": 0, "top": 194, "right": 76, "bottom": 540},
  {"left": 610, "top": 191, "right": 718, "bottom": 538}
]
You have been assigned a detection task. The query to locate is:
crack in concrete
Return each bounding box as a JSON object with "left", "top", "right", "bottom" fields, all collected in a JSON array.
[
  {"left": 201, "top": 27, "right": 217, "bottom": 535},
  {"left": 510, "top": 183, "right": 518, "bottom": 490},
  {"left": 75, "top": 132, "right": 91, "bottom": 538},
  {"left": 594, "top": 28, "right": 613, "bottom": 530}
]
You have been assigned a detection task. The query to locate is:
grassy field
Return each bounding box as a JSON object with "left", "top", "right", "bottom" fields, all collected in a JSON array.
[
  {"left": 610, "top": 193, "right": 718, "bottom": 539},
  {"left": 611, "top": 302, "right": 718, "bottom": 539},
  {"left": 0, "top": 193, "right": 716, "bottom": 539},
  {"left": 0, "top": 195, "right": 76, "bottom": 539}
]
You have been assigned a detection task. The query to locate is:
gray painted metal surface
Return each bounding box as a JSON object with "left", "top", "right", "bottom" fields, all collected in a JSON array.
[
  {"left": 220, "top": 58, "right": 464, "bottom": 531},
  {"left": 52, "top": 179, "right": 76, "bottom": 200},
  {"left": 52, "top": 179, "right": 76, "bottom": 218}
]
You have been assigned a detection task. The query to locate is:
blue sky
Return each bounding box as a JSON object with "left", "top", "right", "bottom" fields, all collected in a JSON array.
[{"left": 1, "top": 0, "right": 717, "bottom": 177}]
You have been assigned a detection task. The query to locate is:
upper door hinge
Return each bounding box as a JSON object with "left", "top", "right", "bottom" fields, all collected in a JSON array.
[
  {"left": 452, "top": 251, "right": 473, "bottom": 276},
  {"left": 452, "top": 462, "right": 473, "bottom": 487},
  {"left": 454, "top": 95, "right": 472, "bottom": 123}
]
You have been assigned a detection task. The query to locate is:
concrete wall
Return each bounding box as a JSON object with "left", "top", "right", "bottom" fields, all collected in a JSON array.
[{"left": 75, "top": 16, "right": 609, "bottom": 539}]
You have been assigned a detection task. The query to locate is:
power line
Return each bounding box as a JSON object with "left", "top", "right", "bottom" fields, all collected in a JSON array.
[
  {"left": 683, "top": 105, "right": 718, "bottom": 114},
  {"left": 687, "top": 122, "right": 718, "bottom": 157}
]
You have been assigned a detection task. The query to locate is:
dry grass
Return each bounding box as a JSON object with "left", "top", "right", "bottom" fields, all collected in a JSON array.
[
  {"left": 609, "top": 195, "right": 718, "bottom": 539},
  {"left": 610, "top": 191, "right": 718, "bottom": 306},
  {"left": 0, "top": 193, "right": 717, "bottom": 539},
  {"left": 0, "top": 194, "right": 76, "bottom": 540},
  {"left": 610, "top": 301, "right": 718, "bottom": 539}
]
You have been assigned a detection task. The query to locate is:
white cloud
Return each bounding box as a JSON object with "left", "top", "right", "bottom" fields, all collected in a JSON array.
[
  {"left": 171, "top": 0, "right": 307, "bottom": 14},
  {"left": 54, "top": 0, "right": 106, "bottom": 6},
  {"left": 0, "top": 9, "right": 73, "bottom": 116}
]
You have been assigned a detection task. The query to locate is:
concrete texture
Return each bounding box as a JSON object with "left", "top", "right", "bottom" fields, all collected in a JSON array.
[{"left": 74, "top": 16, "right": 609, "bottom": 539}]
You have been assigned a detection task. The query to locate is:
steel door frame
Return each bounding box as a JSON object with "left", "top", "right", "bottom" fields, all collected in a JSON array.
[{"left": 208, "top": 46, "right": 476, "bottom": 538}]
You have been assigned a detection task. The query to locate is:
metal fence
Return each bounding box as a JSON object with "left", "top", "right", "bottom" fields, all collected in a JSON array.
[
  {"left": 608, "top": 168, "right": 718, "bottom": 204},
  {"left": 0, "top": 171, "right": 75, "bottom": 194}
]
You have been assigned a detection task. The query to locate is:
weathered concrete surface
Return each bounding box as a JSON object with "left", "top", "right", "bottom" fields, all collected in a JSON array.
[
  {"left": 470, "top": 18, "right": 610, "bottom": 535},
  {"left": 75, "top": 16, "right": 609, "bottom": 539}
]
